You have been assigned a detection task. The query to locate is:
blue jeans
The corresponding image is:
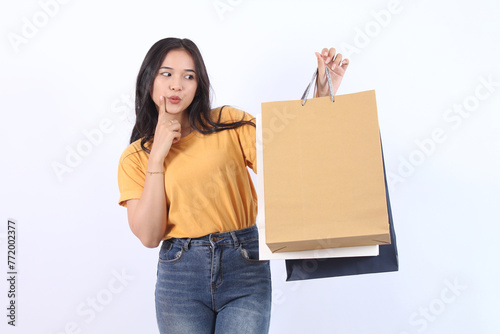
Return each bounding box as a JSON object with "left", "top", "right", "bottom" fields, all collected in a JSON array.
[{"left": 155, "top": 225, "right": 272, "bottom": 334}]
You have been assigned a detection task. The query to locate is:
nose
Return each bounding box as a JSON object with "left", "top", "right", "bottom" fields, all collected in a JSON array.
[{"left": 169, "top": 76, "right": 182, "bottom": 91}]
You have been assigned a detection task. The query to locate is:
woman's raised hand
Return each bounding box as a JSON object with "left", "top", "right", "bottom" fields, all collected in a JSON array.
[
  {"left": 150, "top": 96, "right": 182, "bottom": 162},
  {"left": 315, "top": 47, "right": 349, "bottom": 97}
]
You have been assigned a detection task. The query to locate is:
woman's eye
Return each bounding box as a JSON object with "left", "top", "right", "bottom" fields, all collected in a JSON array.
[
  {"left": 185, "top": 74, "right": 194, "bottom": 80},
  {"left": 160, "top": 72, "right": 171, "bottom": 77}
]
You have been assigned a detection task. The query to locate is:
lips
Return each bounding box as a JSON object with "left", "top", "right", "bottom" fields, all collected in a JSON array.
[{"left": 168, "top": 96, "right": 181, "bottom": 104}]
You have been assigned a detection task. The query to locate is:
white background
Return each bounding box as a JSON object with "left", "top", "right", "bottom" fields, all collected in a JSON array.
[{"left": 1, "top": 0, "right": 499, "bottom": 333}]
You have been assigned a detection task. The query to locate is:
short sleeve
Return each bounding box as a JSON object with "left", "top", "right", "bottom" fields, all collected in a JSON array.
[
  {"left": 117, "top": 142, "right": 148, "bottom": 207},
  {"left": 222, "top": 107, "right": 257, "bottom": 173}
]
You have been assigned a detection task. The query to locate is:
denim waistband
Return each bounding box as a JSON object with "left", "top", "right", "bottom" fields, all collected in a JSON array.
[{"left": 167, "top": 225, "right": 258, "bottom": 250}]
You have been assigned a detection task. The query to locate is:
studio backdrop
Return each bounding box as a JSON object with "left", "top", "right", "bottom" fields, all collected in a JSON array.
[{"left": 1, "top": 1, "right": 499, "bottom": 333}]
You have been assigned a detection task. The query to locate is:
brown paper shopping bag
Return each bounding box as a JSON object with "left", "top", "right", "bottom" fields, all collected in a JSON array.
[{"left": 261, "top": 71, "right": 391, "bottom": 253}]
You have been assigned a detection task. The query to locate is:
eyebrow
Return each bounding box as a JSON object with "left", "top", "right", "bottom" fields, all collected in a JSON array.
[{"left": 159, "top": 66, "right": 196, "bottom": 73}]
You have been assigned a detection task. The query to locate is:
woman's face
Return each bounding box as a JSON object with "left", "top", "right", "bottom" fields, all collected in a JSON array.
[{"left": 150, "top": 49, "right": 198, "bottom": 116}]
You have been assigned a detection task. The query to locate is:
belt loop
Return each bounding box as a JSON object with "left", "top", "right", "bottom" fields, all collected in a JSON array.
[
  {"left": 230, "top": 231, "right": 239, "bottom": 248},
  {"left": 183, "top": 238, "right": 191, "bottom": 251}
]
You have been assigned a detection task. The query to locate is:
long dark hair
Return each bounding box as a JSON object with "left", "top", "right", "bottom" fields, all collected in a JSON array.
[{"left": 130, "top": 37, "right": 255, "bottom": 152}]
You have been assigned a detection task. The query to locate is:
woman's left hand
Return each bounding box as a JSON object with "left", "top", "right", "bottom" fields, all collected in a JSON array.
[{"left": 315, "top": 47, "right": 349, "bottom": 97}]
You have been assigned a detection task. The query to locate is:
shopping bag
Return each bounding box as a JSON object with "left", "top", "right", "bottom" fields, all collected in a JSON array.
[
  {"left": 261, "top": 70, "right": 391, "bottom": 253},
  {"left": 285, "top": 150, "right": 399, "bottom": 280},
  {"left": 257, "top": 113, "right": 380, "bottom": 260}
]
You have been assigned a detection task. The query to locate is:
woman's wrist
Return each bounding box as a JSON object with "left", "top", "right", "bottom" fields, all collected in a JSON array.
[{"left": 147, "top": 154, "right": 165, "bottom": 173}]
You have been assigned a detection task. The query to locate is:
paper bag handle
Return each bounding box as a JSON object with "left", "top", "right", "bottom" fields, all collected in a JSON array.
[{"left": 301, "top": 68, "right": 334, "bottom": 106}]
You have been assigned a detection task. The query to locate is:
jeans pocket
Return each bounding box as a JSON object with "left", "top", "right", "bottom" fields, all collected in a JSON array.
[
  {"left": 238, "top": 238, "right": 268, "bottom": 264},
  {"left": 159, "top": 240, "right": 184, "bottom": 265}
]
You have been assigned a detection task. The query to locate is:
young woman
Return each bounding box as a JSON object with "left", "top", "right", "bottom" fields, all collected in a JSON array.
[{"left": 118, "top": 38, "right": 348, "bottom": 334}]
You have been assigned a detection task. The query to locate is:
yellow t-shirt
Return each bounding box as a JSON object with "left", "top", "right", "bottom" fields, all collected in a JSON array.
[{"left": 117, "top": 106, "right": 257, "bottom": 239}]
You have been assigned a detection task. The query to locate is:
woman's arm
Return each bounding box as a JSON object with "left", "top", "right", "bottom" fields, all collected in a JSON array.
[
  {"left": 126, "top": 170, "right": 167, "bottom": 248},
  {"left": 126, "top": 96, "right": 182, "bottom": 248},
  {"left": 315, "top": 47, "right": 349, "bottom": 97}
]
